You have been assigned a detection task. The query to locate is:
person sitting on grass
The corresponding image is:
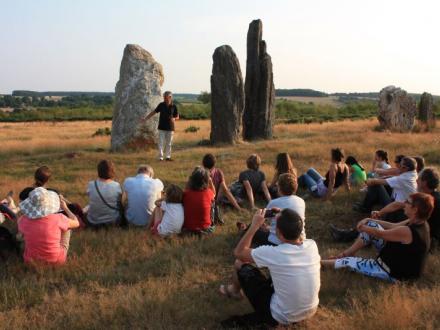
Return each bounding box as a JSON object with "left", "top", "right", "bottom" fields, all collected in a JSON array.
[
  {"left": 245, "top": 173, "right": 306, "bottom": 247},
  {"left": 298, "top": 148, "right": 350, "bottom": 200},
  {"left": 219, "top": 208, "right": 320, "bottom": 328},
  {"left": 182, "top": 166, "right": 216, "bottom": 234},
  {"left": 18, "top": 187, "right": 80, "bottom": 265},
  {"left": 123, "top": 165, "right": 164, "bottom": 227},
  {"left": 345, "top": 156, "right": 367, "bottom": 186},
  {"left": 230, "top": 154, "right": 271, "bottom": 210},
  {"left": 353, "top": 157, "right": 417, "bottom": 213},
  {"left": 0, "top": 190, "right": 18, "bottom": 221},
  {"left": 86, "top": 160, "right": 122, "bottom": 228},
  {"left": 202, "top": 153, "right": 241, "bottom": 211},
  {"left": 368, "top": 149, "right": 391, "bottom": 178},
  {"left": 322, "top": 192, "right": 433, "bottom": 282},
  {"left": 150, "top": 184, "right": 184, "bottom": 237},
  {"left": 268, "top": 152, "right": 297, "bottom": 198},
  {"left": 413, "top": 156, "right": 425, "bottom": 174},
  {"left": 373, "top": 154, "right": 405, "bottom": 179},
  {"left": 19, "top": 165, "right": 59, "bottom": 201}
]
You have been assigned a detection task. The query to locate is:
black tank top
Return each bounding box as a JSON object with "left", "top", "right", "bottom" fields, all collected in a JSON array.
[
  {"left": 378, "top": 223, "right": 430, "bottom": 280},
  {"left": 324, "top": 165, "right": 346, "bottom": 188}
]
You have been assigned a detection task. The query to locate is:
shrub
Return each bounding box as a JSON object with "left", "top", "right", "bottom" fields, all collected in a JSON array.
[
  {"left": 92, "top": 127, "right": 111, "bottom": 137},
  {"left": 184, "top": 126, "right": 200, "bottom": 133}
]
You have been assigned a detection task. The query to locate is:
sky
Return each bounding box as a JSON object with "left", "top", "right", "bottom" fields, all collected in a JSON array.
[{"left": 1, "top": 0, "right": 440, "bottom": 95}]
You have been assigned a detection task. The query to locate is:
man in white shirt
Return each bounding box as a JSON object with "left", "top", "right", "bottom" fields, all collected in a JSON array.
[
  {"left": 123, "top": 165, "right": 164, "bottom": 226},
  {"left": 220, "top": 208, "right": 321, "bottom": 328},
  {"left": 353, "top": 157, "right": 417, "bottom": 213}
]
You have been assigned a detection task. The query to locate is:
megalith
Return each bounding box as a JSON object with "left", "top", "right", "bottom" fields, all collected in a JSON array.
[
  {"left": 418, "top": 92, "right": 436, "bottom": 130},
  {"left": 210, "top": 45, "right": 244, "bottom": 144},
  {"left": 242, "top": 19, "right": 275, "bottom": 141},
  {"left": 378, "top": 86, "right": 417, "bottom": 132},
  {"left": 111, "top": 44, "right": 164, "bottom": 151}
]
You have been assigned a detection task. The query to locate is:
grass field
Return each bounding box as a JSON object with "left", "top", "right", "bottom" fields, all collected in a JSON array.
[
  {"left": 1, "top": 119, "right": 440, "bottom": 329},
  {"left": 275, "top": 96, "right": 342, "bottom": 107}
]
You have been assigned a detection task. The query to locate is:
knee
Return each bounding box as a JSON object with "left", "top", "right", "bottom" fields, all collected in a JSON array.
[{"left": 234, "top": 259, "right": 244, "bottom": 270}]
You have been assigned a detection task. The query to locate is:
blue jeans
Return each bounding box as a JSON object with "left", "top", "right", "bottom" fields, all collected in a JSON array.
[{"left": 298, "top": 168, "right": 324, "bottom": 196}]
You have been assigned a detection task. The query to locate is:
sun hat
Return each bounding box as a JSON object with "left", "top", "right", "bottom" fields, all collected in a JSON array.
[{"left": 19, "top": 187, "right": 60, "bottom": 219}]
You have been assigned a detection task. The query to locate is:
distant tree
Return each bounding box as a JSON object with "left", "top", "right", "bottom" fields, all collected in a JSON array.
[{"left": 197, "top": 91, "right": 211, "bottom": 104}]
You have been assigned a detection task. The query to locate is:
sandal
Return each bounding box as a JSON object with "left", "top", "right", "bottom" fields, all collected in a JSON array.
[{"left": 219, "top": 284, "right": 243, "bottom": 300}]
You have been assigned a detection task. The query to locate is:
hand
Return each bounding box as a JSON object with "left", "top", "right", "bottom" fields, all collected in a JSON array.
[
  {"left": 356, "top": 218, "right": 370, "bottom": 231},
  {"left": 366, "top": 179, "right": 374, "bottom": 186},
  {"left": 371, "top": 211, "right": 381, "bottom": 219},
  {"left": 250, "top": 209, "right": 266, "bottom": 229}
]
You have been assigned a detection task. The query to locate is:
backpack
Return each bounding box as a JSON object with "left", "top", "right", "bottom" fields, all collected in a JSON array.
[{"left": 0, "top": 226, "right": 19, "bottom": 261}]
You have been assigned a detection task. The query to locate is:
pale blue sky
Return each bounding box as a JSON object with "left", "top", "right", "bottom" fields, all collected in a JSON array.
[{"left": 1, "top": 0, "right": 439, "bottom": 94}]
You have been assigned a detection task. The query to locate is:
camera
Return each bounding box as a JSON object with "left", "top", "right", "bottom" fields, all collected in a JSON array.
[{"left": 264, "top": 209, "right": 280, "bottom": 218}]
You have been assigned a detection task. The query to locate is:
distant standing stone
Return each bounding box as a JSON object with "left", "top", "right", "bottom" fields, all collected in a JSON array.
[
  {"left": 111, "top": 44, "right": 164, "bottom": 151},
  {"left": 210, "top": 45, "right": 244, "bottom": 144},
  {"left": 378, "top": 85, "right": 417, "bottom": 132},
  {"left": 242, "top": 19, "right": 275, "bottom": 141},
  {"left": 418, "top": 92, "right": 436, "bottom": 130}
]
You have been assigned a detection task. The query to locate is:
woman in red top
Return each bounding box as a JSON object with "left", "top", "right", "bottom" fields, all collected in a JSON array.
[{"left": 183, "top": 167, "right": 216, "bottom": 233}]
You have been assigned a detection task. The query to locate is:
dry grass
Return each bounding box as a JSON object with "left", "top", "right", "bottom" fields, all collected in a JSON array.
[
  {"left": 0, "top": 119, "right": 440, "bottom": 329},
  {"left": 275, "top": 96, "right": 341, "bottom": 107}
]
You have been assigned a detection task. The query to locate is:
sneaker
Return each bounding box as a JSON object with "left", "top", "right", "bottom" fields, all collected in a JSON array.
[
  {"left": 329, "top": 224, "right": 358, "bottom": 242},
  {"left": 165, "top": 158, "right": 173, "bottom": 161},
  {"left": 159, "top": 158, "right": 164, "bottom": 161}
]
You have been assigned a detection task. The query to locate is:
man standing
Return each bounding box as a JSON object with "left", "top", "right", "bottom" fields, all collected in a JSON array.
[
  {"left": 123, "top": 165, "right": 164, "bottom": 226},
  {"left": 143, "top": 91, "right": 179, "bottom": 161}
]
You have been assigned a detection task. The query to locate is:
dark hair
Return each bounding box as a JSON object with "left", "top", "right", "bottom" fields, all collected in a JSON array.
[
  {"left": 97, "top": 160, "right": 115, "bottom": 180},
  {"left": 165, "top": 184, "right": 183, "bottom": 203},
  {"left": 375, "top": 150, "right": 389, "bottom": 164},
  {"left": 246, "top": 154, "right": 261, "bottom": 171},
  {"left": 394, "top": 154, "right": 406, "bottom": 164},
  {"left": 331, "top": 148, "right": 344, "bottom": 163},
  {"left": 34, "top": 166, "right": 52, "bottom": 187},
  {"left": 412, "top": 156, "right": 425, "bottom": 173},
  {"left": 276, "top": 209, "right": 303, "bottom": 241},
  {"left": 420, "top": 168, "right": 440, "bottom": 191},
  {"left": 187, "top": 166, "right": 209, "bottom": 191},
  {"left": 274, "top": 153, "right": 296, "bottom": 177},
  {"left": 401, "top": 157, "right": 416, "bottom": 172},
  {"left": 277, "top": 173, "right": 298, "bottom": 196},
  {"left": 345, "top": 156, "right": 365, "bottom": 171},
  {"left": 409, "top": 192, "right": 435, "bottom": 220},
  {"left": 202, "top": 154, "right": 216, "bottom": 170}
]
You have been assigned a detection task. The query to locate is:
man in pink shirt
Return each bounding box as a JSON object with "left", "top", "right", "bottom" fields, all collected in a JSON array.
[{"left": 18, "top": 187, "right": 79, "bottom": 265}]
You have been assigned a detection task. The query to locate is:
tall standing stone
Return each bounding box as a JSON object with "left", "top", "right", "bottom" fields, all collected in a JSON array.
[
  {"left": 210, "top": 45, "right": 244, "bottom": 144},
  {"left": 378, "top": 85, "right": 417, "bottom": 132},
  {"left": 111, "top": 44, "right": 164, "bottom": 151},
  {"left": 418, "top": 92, "right": 436, "bottom": 130},
  {"left": 242, "top": 19, "right": 275, "bottom": 141}
]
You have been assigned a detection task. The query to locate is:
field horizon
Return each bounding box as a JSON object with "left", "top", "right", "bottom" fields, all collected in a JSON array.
[{"left": 1, "top": 119, "right": 440, "bottom": 329}]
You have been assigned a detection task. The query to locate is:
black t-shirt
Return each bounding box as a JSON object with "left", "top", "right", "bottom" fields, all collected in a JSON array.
[
  {"left": 428, "top": 191, "right": 440, "bottom": 240},
  {"left": 239, "top": 169, "right": 266, "bottom": 195},
  {"left": 19, "top": 186, "right": 59, "bottom": 201},
  {"left": 154, "top": 102, "right": 178, "bottom": 131}
]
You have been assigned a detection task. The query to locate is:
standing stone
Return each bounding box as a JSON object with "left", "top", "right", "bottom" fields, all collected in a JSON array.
[
  {"left": 242, "top": 19, "right": 275, "bottom": 141},
  {"left": 210, "top": 45, "right": 244, "bottom": 144},
  {"left": 418, "top": 92, "right": 436, "bottom": 130},
  {"left": 378, "top": 85, "right": 417, "bottom": 132},
  {"left": 111, "top": 44, "right": 164, "bottom": 151}
]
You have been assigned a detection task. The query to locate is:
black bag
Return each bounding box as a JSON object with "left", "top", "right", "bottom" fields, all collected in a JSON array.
[
  {"left": 94, "top": 181, "right": 128, "bottom": 227},
  {"left": 211, "top": 201, "right": 224, "bottom": 225},
  {"left": 0, "top": 226, "right": 19, "bottom": 261}
]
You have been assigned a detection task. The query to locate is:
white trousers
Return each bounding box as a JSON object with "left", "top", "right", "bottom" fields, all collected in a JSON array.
[{"left": 158, "top": 129, "right": 174, "bottom": 159}]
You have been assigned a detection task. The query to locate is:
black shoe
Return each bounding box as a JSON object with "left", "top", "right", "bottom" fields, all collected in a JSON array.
[
  {"left": 329, "top": 224, "right": 358, "bottom": 242},
  {"left": 165, "top": 158, "right": 173, "bottom": 161}
]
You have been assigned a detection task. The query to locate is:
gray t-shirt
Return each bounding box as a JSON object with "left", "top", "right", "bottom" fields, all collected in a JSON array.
[
  {"left": 87, "top": 180, "right": 122, "bottom": 225},
  {"left": 239, "top": 169, "right": 266, "bottom": 195}
]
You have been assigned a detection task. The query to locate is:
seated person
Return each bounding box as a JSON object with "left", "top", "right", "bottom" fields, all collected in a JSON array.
[
  {"left": 368, "top": 149, "right": 391, "bottom": 178},
  {"left": 219, "top": 209, "right": 320, "bottom": 328},
  {"left": 202, "top": 154, "right": 241, "bottom": 211},
  {"left": 353, "top": 157, "right": 417, "bottom": 213},
  {"left": 250, "top": 173, "right": 306, "bottom": 247},
  {"left": 86, "top": 160, "right": 122, "bottom": 227},
  {"left": 1, "top": 190, "right": 18, "bottom": 221},
  {"left": 298, "top": 148, "right": 350, "bottom": 200},
  {"left": 373, "top": 154, "right": 405, "bottom": 178},
  {"left": 345, "top": 156, "right": 367, "bottom": 186},
  {"left": 18, "top": 187, "right": 79, "bottom": 265},
  {"left": 182, "top": 167, "right": 216, "bottom": 234},
  {"left": 322, "top": 193, "right": 433, "bottom": 282},
  {"left": 150, "top": 184, "right": 184, "bottom": 237},
  {"left": 231, "top": 154, "right": 271, "bottom": 209},
  {"left": 268, "top": 153, "right": 297, "bottom": 198},
  {"left": 19, "top": 166, "right": 59, "bottom": 201},
  {"left": 413, "top": 156, "right": 425, "bottom": 174},
  {"left": 123, "top": 165, "right": 164, "bottom": 226}
]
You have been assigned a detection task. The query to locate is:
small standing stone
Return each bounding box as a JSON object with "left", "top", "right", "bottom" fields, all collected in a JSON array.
[
  {"left": 111, "top": 44, "right": 164, "bottom": 151},
  {"left": 242, "top": 19, "right": 275, "bottom": 141},
  {"left": 210, "top": 45, "right": 244, "bottom": 144},
  {"left": 418, "top": 92, "right": 436, "bottom": 130}
]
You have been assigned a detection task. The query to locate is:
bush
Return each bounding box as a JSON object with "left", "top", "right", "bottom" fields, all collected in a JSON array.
[
  {"left": 92, "top": 127, "right": 111, "bottom": 137},
  {"left": 184, "top": 126, "right": 200, "bottom": 133}
]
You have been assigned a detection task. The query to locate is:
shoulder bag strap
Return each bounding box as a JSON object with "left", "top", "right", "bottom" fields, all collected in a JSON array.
[{"left": 94, "top": 180, "right": 118, "bottom": 211}]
